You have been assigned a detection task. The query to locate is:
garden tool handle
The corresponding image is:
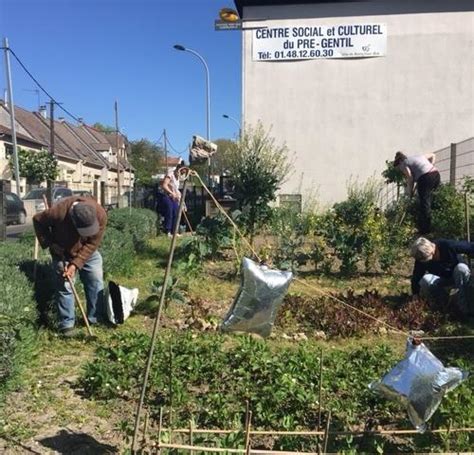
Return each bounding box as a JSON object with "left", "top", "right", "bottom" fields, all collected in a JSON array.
[{"left": 66, "top": 274, "right": 93, "bottom": 337}]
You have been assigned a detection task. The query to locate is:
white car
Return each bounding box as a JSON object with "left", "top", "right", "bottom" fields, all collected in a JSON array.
[{"left": 23, "top": 187, "right": 73, "bottom": 212}]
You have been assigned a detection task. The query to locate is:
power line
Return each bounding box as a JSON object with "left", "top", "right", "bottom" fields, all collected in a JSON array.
[
  {"left": 5, "top": 47, "right": 82, "bottom": 123},
  {"left": 165, "top": 134, "right": 188, "bottom": 157}
]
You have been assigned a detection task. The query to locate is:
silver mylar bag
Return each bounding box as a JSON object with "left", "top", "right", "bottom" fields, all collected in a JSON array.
[
  {"left": 369, "top": 338, "right": 468, "bottom": 432},
  {"left": 221, "top": 257, "right": 293, "bottom": 338}
]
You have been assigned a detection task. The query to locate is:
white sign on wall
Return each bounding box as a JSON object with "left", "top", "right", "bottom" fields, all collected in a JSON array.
[{"left": 252, "top": 24, "right": 387, "bottom": 61}]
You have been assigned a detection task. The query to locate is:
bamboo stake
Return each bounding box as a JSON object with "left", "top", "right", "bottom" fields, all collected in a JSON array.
[
  {"left": 155, "top": 426, "right": 474, "bottom": 436},
  {"left": 131, "top": 179, "right": 189, "bottom": 454},
  {"left": 189, "top": 419, "right": 194, "bottom": 455},
  {"left": 158, "top": 407, "right": 163, "bottom": 447},
  {"left": 141, "top": 411, "right": 149, "bottom": 449},
  {"left": 245, "top": 411, "right": 252, "bottom": 455},
  {"left": 159, "top": 444, "right": 322, "bottom": 454},
  {"left": 33, "top": 194, "right": 49, "bottom": 281},
  {"left": 169, "top": 343, "right": 173, "bottom": 444},
  {"left": 33, "top": 237, "right": 39, "bottom": 281},
  {"left": 182, "top": 210, "right": 194, "bottom": 235},
  {"left": 322, "top": 411, "right": 331, "bottom": 455},
  {"left": 317, "top": 349, "right": 323, "bottom": 431},
  {"left": 66, "top": 275, "right": 93, "bottom": 337}
]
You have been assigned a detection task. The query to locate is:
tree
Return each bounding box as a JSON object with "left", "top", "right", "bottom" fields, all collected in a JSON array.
[
  {"left": 210, "top": 138, "right": 235, "bottom": 175},
  {"left": 10, "top": 149, "right": 59, "bottom": 183},
  {"left": 227, "top": 123, "right": 292, "bottom": 237},
  {"left": 92, "top": 122, "right": 115, "bottom": 133},
  {"left": 129, "top": 139, "right": 165, "bottom": 185}
]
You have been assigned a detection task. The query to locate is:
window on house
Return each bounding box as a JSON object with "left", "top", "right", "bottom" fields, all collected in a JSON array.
[{"left": 5, "top": 144, "right": 13, "bottom": 157}]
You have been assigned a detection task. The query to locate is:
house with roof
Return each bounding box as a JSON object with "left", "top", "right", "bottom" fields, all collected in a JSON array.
[
  {"left": 0, "top": 100, "right": 134, "bottom": 205},
  {"left": 235, "top": 0, "right": 474, "bottom": 204}
]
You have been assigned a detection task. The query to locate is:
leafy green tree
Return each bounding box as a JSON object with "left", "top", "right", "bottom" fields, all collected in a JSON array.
[
  {"left": 92, "top": 122, "right": 115, "bottom": 133},
  {"left": 129, "top": 139, "right": 165, "bottom": 185},
  {"left": 10, "top": 149, "right": 58, "bottom": 183},
  {"left": 226, "top": 123, "right": 292, "bottom": 238},
  {"left": 210, "top": 138, "right": 235, "bottom": 175}
]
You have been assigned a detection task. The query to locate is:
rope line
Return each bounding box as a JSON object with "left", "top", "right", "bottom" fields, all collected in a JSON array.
[
  {"left": 8, "top": 48, "right": 82, "bottom": 123},
  {"left": 192, "top": 171, "right": 474, "bottom": 342}
]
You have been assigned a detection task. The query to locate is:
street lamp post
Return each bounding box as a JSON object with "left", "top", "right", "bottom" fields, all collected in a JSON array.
[
  {"left": 173, "top": 44, "right": 210, "bottom": 142},
  {"left": 223, "top": 114, "right": 241, "bottom": 138}
]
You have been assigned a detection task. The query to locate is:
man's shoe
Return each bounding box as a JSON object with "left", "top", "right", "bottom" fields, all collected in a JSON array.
[{"left": 60, "top": 327, "right": 78, "bottom": 338}]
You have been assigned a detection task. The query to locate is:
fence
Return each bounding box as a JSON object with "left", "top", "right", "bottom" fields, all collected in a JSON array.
[{"left": 434, "top": 137, "right": 474, "bottom": 187}]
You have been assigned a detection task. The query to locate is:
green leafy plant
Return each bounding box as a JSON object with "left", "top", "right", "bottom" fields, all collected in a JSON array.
[
  {"left": 226, "top": 123, "right": 292, "bottom": 238},
  {"left": 0, "top": 242, "right": 38, "bottom": 404},
  {"left": 10, "top": 148, "right": 59, "bottom": 183}
]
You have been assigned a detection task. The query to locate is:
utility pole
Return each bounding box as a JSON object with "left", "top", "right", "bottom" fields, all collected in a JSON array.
[
  {"left": 3, "top": 37, "right": 21, "bottom": 196},
  {"left": 115, "top": 101, "right": 122, "bottom": 208},
  {"left": 49, "top": 100, "right": 55, "bottom": 156},
  {"left": 163, "top": 129, "right": 168, "bottom": 173},
  {"left": 47, "top": 100, "right": 55, "bottom": 206}
]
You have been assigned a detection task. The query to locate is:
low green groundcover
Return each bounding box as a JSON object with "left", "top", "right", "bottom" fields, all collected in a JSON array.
[
  {"left": 0, "top": 242, "right": 38, "bottom": 402},
  {"left": 80, "top": 331, "right": 473, "bottom": 453}
]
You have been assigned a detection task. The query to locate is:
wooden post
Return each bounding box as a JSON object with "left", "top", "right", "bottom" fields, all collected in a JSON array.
[
  {"left": 322, "top": 411, "right": 332, "bottom": 455},
  {"left": 189, "top": 419, "right": 194, "bottom": 455},
  {"left": 100, "top": 181, "right": 106, "bottom": 206},
  {"left": 449, "top": 143, "right": 457, "bottom": 185},
  {"left": 245, "top": 409, "right": 252, "bottom": 455},
  {"left": 465, "top": 192, "right": 471, "bottom": 242},
  {"left": 131, "top": 179, "right": 189, "bottom": 453},
  {"left": 0, "top": 180, "right": 8, "bottom": 241},
  {"left": 169, "top": 343, "right": 173, "bottom": 444},
  {"left": 317, "top": 349, "right": 323, "bottom": 431}
]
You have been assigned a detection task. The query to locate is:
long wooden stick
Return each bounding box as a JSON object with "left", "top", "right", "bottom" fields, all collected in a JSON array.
[
  {"left": 182, "top": 210, "right": 194, "bottom": 234},
  {"left": 156, "top": 427, "right": 474, "bottom": 436},
  {"left": 322, "top": 411, "right": 331, "bottom": 454},
  {"left": 66, "top": 275, "right": 93, "bottom": 337},
  {"left": 131, "top": 179, "right": 189, "bottom": 454},
  {"left": 157, "top": 426, "right": 474, "bottom": 436},
  {"left": 33, "top": 194, "right": 50, "bottom": 281}
]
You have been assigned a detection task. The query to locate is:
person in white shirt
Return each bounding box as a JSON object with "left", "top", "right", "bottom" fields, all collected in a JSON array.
[
  {"left": 394, "top": 151, "right": 440, "bottom": 234},
  {"left": 157, "top": 162, "right": 184, "bottom": 236}
]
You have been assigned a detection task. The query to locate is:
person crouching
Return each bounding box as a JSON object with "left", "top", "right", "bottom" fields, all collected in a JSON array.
[{"left": 410, "top": 237, "right": 473, "bottom": 314}]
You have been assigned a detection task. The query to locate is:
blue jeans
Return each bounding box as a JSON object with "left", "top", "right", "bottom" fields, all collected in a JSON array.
[
  {"left": 53, "top": 250, "right": 105, "bottom": 330},
  {"left": 156, "top": 193, "right": 178, "bottom": 234},
  {"left": 419, "top": 263, "right": 471, "bottom": 308}
]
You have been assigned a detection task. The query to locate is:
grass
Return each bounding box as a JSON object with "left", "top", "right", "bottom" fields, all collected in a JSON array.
[{"left": 1, "top": 234, "right": 473, "bottom": 454}]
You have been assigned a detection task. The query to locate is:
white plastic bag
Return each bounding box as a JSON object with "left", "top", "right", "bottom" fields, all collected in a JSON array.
[{"left": 105, "top": 281, "right": 139, "bottom": 325}]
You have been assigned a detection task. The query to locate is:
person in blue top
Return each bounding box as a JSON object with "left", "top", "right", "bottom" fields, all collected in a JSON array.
[{"left": 410, "top": 237, "right": 473, "bottom": 314}]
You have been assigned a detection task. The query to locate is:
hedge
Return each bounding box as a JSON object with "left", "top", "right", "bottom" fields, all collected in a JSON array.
[
  {"left": 101, "top": 208, "right": 157, "bottom": 277},
  {"left": 0, "top": 241, "right": 38, "bottom": 403}
]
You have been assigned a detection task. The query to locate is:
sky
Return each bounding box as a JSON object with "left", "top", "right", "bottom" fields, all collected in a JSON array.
[{"left": 0, "top": 0, "right": 242, "bottom": 158}]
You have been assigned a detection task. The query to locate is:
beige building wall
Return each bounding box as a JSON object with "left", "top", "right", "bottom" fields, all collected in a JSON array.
[{"left": 242, "top": 0, "right": 474, "bottom": 204}]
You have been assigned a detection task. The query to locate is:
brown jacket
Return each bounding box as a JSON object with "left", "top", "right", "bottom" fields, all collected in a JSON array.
[{"left": 33, "top": 196, "right": 107, "bottom": 269}]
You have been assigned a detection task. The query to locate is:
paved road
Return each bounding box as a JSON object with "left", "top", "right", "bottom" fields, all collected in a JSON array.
[{"left": 6, "top": 222, "right": 34, "bottom": 241}]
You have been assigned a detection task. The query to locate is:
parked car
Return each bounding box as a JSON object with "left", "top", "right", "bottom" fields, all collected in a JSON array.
[
  {"left": 23, "top": 187, "right": 73, "bottom": 212},
  {"left": 4, "top": 191, "right": 27, "bottom": 225},
  {"left": 72, "top": 190, "right": 93, "bottom": 197}
]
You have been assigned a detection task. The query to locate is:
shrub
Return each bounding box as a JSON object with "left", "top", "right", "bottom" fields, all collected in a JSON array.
[
  {"left": 101, "top": 208, "right": 158, "bottom": 276},
  {"left": 107, "top": 208, "right": 157, "bottom": 248},
  {"left": 0, "top": 242, "right": 38, "bottom": 403},
  {"left": 100, "top": 227, "right": 135, "bottom": 277},
  {"left": 226, "top": 123, "right": 292, "bottom": 238},
  {"left": 431, "top": 184, "right": 466, "bottom": 239}
]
